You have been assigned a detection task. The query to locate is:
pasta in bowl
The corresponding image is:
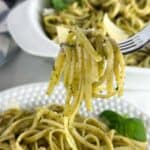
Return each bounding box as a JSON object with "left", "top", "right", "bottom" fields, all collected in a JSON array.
[
  {"left": 0, "top": 104, "right": 147, "bottom": 150},
  {"left": 0, "top": 82, "right": 149, "bottom": 150},
  {"left": 42, "top": 0, "right": 150, "bottom": 68},
  {"left": 7, "top": 0, "right": 150, "bottom": 67}
]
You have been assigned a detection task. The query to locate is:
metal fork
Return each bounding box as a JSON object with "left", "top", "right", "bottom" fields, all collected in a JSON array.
[{"left": 119, "top": 24, "right": 150, "bottom": 54}]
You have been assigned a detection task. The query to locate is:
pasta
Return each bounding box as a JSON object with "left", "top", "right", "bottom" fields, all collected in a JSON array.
[
  {"left": 43, "top": 0, "right": 150, "bottom": 67},
  {"left": 0, "top": 105, "right": 147, "bottom": 150},
  {"left": 47, "top": 28, "right": 125, "bottom": 116},
  {"left": 47, "top": 28, "right": 143, "bottom": 149},
  {"left": 0, "top": 28, "right": 147, "bottom": 150},
  {"left": 0, "top": 1, "right": 149, "bottom": 149}
]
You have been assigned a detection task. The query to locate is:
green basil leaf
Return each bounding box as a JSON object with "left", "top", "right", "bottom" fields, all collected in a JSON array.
[
  {"left": 51, "top": 0, "right": 80, "bottom": 11},
  {"left": 51, "top": 0, "right": 67, "bottom": 10},
  {"left": 99, "top": 110, "right": 147, "bottom": 142},
  {"left": 99, "top": 110, "right": 124, "bottom": 128},
  {"left": 124, "top": 118, "right": 147, "bottom": 142}
]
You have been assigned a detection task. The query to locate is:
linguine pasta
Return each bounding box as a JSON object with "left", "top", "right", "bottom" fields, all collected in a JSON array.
[
  {"left": 0, "top": 105, "right": 147, "bottom": 150},
  {"left": 47, "top": 28, "right": 125, "bottom": 115},
  {"left": 47, "top": 28, "right": 146, "bottom": 149}
]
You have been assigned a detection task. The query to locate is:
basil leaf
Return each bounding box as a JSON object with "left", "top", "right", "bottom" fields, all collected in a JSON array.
[
  {"left": 64, "top": 0, "right": 75, "bottom": 3},
  {"left": 99, "top": 110, "right": 124, "bottom": 129},
  {"left": 99, "top": 110, "right": 147, "bottom": 142},
  {"left": 51, "top": 0, "right": 80, "bottom": 11},
  {"left": 51, "top": 0, "right": 67, "bottom": 10},
  {"left": 124, "top": 118, "right": 147, "bottom": 142}
]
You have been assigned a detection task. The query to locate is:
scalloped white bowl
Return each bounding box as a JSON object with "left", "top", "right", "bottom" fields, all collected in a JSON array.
[{"left": 0, "top": 82, "right": 150, "bottom": 147}]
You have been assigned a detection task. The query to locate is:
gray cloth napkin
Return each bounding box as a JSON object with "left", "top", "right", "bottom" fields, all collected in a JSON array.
[{"left": 0, "top": 0, "right": 18, "bottom": 66}]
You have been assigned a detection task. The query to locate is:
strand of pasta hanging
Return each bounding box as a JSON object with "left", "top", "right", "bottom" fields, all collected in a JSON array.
[{"left": 47, "top": 27, "right": 125, "bottom": 119}]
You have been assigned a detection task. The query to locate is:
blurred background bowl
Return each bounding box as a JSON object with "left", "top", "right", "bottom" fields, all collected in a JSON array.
[
  {"left": 7, "top": 0, "right": 60, "bottom": 58},
  {"left": 7, "top": 0, "right": 150, "bottom": 91}
]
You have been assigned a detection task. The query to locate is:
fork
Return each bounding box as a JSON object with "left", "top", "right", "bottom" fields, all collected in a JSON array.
[{"left": 119, "top": 24, "right": 150, "bottom": 54}]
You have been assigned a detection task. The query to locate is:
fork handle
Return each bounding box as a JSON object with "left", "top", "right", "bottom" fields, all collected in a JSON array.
[{"left": 138, "top": 24, "right": 150, "bottom": 42}]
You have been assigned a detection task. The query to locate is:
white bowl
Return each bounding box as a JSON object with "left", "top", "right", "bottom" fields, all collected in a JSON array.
[
  {"left": 7, "top": 0, "right": 60, "bottom": 58},
  {"left": 7, "top": 0, "right": 150, "bottom": 91}
]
